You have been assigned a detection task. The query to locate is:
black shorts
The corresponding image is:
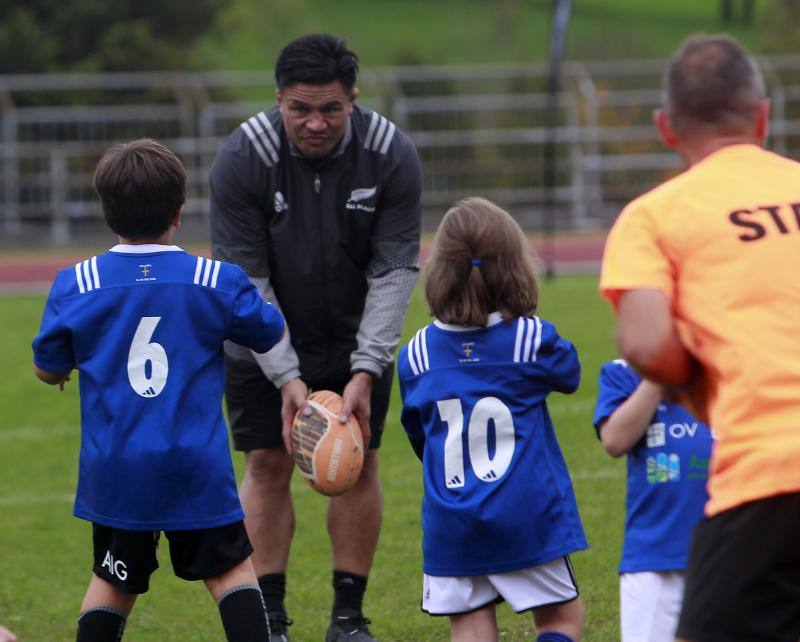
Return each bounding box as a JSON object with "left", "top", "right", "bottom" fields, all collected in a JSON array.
[
  {"left": 676, "top": 492, "right": 800, "bottom": 642},
  {"left": 92, "top": 520, "right": 253, "bottom": 594},
  {"left": 224, "top": 358, "right": 394, "bottom": 452}
]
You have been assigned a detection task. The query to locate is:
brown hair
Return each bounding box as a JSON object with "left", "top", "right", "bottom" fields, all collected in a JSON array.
[
  {"left": 665, "top": 34, "right": 765, "bottom": 136},
  {"left": 424, "top": 197, "right": 539, "bottom": 327},
  {"left": 94, "top": 138, "right": 186, "bottom": 240}
]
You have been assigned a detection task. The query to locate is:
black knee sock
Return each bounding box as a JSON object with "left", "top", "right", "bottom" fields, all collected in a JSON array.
[
  {"left": 257, "top": 572, "right": 287, "bottom": 616},
  {"left": 218, "top": 584, "right": 271, "bottom": 642},
  {"left": 332, "top": 570, "right": 368, "bottom": 616},
  {"left": 76, "top": 607, "right": 127, "bottom": 642}
]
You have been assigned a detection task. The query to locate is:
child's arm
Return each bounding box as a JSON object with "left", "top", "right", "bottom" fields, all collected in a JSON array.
[
  {"left": 398, "top": 345, "right": 425, "bottom": 462},
  {"left": 598, "top": 379, "right": 662, "bottom": 457}
]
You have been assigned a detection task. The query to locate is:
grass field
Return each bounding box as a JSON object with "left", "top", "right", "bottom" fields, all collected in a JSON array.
[{"left": 0, "top": 274, "right": 627, "bottom": 641}]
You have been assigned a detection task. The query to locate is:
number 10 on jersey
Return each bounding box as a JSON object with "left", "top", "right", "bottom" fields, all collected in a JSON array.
[{"left": 436, "top": 397, "right": 515, "bottom": 489}]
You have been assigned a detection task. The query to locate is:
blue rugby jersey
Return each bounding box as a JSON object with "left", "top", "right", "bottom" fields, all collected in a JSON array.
[
  {"left": 593, "top": 360, "right": 713, "bottom": 573},
  {"left": 32, "top": 244, "right": 284, "bottom": 530},
  {"left": 398, "top": 313, "right": 587, "bottom": 576}
]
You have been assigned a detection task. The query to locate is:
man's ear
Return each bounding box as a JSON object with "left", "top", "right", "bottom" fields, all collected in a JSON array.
[
  {"left": 172, "top": 205, "right": 183, "bottom": 229},
  {"left": 276, "top": 88, "right": 282, "bottom": 105},
  {"left": 350, "top": 86, "right": 359, "bottom": 103},
  {"left": 654, "top": 108, "right": 680, "bottom": 149},
  {"left": 754, "top": 98, "right": 770, "bottom": 143}
]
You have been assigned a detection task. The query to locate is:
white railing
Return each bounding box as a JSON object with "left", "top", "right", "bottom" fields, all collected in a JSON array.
[{"left": 2, "top": 57, "right": 800, "bottom": 244}]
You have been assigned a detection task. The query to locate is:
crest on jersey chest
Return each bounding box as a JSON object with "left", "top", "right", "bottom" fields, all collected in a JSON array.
[{"left": 459, "top": 341, "right": 480, "bottom": 364}]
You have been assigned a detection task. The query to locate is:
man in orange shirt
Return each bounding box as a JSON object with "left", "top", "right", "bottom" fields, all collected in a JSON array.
[{"left": 601, "top": 35, "right": 800, "bottom": 641}]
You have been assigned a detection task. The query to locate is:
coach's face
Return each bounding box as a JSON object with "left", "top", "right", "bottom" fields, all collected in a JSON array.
[{"left": 277, "top": 81, "right": 357, "bottom": 158}]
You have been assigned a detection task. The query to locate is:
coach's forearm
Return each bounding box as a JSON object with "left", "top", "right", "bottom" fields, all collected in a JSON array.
[
  {"left": 616, "top": 289, "right": 696, "bottom": 388},
  {"left": 352, "top": 267, "right": 418, "bottom": 375},
  {"left": 248, "top": 276, "right": 302, "bottom": 387}
]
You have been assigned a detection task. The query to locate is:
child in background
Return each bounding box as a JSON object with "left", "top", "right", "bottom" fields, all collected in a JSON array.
[
  {"left": 32, "top": 139, "right": 285, "bottom": 642},
  {"left": 593, "top": 359, "right": 712, "bottom": 642},
  {"left": 398, "top": 197, "right": 587, "bottom": 642}
]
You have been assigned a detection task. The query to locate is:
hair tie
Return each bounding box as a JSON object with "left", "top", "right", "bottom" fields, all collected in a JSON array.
[{"left": 471, "top": 258, "right": 481, "bottom": 267}]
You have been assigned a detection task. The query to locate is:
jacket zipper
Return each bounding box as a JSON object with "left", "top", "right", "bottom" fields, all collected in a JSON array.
[{"left": 314, "top": 171, "right": 334, "bottom": 373}]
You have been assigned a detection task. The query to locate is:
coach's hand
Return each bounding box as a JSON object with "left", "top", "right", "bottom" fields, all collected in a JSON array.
[
  {"left": 0, "top": 624, "right": 17, "bottom": 642},
  {"left": 281, "top": 377, "right": 309, "bottom": 454},
  {"left": 340, "top": 372, "right": 373, "bottom": 447}
]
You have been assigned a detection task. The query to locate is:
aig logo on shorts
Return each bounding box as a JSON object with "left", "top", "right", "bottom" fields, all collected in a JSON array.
[{"left": 101, "top": 550, "right": 128, "bottom": 581}]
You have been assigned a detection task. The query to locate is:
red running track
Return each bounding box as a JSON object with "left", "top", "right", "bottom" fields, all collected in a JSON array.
[{"left": 0, "top": 235, "right": 607, "bottom": 294}]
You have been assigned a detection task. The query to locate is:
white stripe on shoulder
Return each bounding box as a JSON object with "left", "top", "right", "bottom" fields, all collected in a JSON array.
[
  {"left": 250, "top": 114, "right": 279, "bottom": 163},
  {"left": 210, "top": 260, "right": 221, "bottom": 288},
  {"left": 193, "top": 257, "right": 203, "bottom": 284},
  {"left": 407, "top": 335, "right": 420, "bottom": 376},
  {"left": 364, "top": 111, "right": 380, "bottom": 150},
  {"left": 201, "top": 258, "right": 212, "bottom": 286},
  {"left": 90, "top": 256, "right": 100, "bottom": 289},
  {"left": 530, "top": 316, "right": 543, "bottom": 362},
  {"left": 371, "top": 117, "right": 388, "bottom": 152},
  {"left": 255, "top": 112, "right": 281, "bottom": 152},
  {"left": 419, "top": 326, "right": 430, "bottom": 370},
  {"left": 241, "top": 120, "right": 274, "bottom": 168},
  {"left": 378, "top": 121, "right": 397, "bottom": 154},
  {"left": 82, "top": 260, "right": 93, "bottom": 292},
  {"left": 74, "top": 262, "right": 85, "bottom": 294},
  {"left": 522, "top": 317, "right": 534, "bottom": 361},
  {"left": 412, "top": 328, "right": 425, "bottom": 374},
  {"left": 513, "top": 317, "right": 525, "bottom": 362}
]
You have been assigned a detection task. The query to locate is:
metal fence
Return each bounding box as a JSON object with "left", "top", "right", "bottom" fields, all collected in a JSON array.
[{"left": 4, "top": 55, "right": 800, "bottom": 245}]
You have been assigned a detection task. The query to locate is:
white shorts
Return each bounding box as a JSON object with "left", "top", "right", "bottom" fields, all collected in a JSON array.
[
  {"left": 620, "top": 570, "right": 685, "bottom": 642},
  {"left": 422, "top": 557, "right": 579, "bottom": 616}
]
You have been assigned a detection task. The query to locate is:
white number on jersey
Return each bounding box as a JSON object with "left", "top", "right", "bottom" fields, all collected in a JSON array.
[
  {"left": 436, "top": 397, "right": 515, "bottom": 489},
  {"left": 127, "top": 316, "right": 169, "bottom": 398}
]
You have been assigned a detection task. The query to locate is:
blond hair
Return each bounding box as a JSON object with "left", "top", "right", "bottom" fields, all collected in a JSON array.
[{"left": 424, "top": 197, "right": 538, "bottom": 327}]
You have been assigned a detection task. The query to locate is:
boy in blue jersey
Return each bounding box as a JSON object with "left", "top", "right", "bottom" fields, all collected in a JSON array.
[
  {"left": 593, "top": 359, "right": 712, "bottom": 642},
  {"left": 32, "top": 139, "right": 285, "bottom": 642},
  {"left": 398, "top": 197, "right": 587, "bottom": 642}
]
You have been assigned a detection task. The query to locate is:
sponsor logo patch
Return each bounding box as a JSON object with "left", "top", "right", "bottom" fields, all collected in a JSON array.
[{"left": 346, "top": 186, "right": 377, "bottom": 212}]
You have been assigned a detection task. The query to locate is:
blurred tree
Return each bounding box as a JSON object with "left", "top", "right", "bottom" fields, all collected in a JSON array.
[
  {"left": 761, "top": 0, "right": 800, "bottom": 53},
  {"left": 0, "top": 0, "right": 225, "bottom": 73},
  {"left": 720, "top": 0, "right": 756, "bottom": 25}
]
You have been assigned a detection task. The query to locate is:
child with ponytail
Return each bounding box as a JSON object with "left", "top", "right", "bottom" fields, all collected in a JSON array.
[{"left": 398, "top": 197, "right": 587, "bottom": 642}]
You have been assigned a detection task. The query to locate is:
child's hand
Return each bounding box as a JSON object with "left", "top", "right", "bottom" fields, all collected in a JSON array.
[{"left": 59, "top": 373, "right": 71, "bottom": 391}]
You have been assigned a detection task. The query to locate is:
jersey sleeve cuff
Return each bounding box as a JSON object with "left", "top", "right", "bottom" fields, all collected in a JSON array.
[
  {"left": 350, "top": 359, "right": 382, "bottom": 378},
  {"left": 271, "top": 369, "right": 302, "bottom": 389}
]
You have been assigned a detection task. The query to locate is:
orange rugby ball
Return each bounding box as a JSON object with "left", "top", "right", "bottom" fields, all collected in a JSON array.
[{"left": 291, "top": 390, "right": 365, "bottom": 496}]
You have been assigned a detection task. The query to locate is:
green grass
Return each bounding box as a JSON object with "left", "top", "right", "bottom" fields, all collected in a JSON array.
[{"left": 0, "top": 275, "right": 626, "bottom": 640}]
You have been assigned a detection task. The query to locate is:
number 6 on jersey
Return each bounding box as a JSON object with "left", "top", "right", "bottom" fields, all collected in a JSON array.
[
  {"left": 437, "top": 397, "right": 515, "bottom": 489},
  {"left": 127, "top": 316, "right": 169, "bottom": 398}
]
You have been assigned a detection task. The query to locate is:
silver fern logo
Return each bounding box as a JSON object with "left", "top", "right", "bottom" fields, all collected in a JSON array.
[
  {"left": 274, "top": 191, "right": 288, "bottom": 213},
  {"left": 346, "top": 186, "right": 377, "bottom": 212}
]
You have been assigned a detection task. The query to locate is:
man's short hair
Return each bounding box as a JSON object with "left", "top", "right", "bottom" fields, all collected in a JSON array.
[
  {"left": 665, "top": 34, "right": 766, "bottom": 136},
  {"left": 275, "top": 33, "right": 359, "bottom": 93},
  {"left": 94, "top": 139, "right": 186, "bottom": 241}
]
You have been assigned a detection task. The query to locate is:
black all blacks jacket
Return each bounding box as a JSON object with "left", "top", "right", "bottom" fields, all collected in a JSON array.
[{"left": 210, "top": 104, "right": 422, "bottom": 385}]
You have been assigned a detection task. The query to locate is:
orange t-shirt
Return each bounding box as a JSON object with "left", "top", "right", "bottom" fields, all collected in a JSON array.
[{"left": 601, "top": 143, "right": 800, "bottom": 516}]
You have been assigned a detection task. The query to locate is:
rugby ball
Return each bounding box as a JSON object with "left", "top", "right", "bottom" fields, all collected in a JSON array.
[{"left": 291, "top": 390, "right": 364, "bottom": 496}]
